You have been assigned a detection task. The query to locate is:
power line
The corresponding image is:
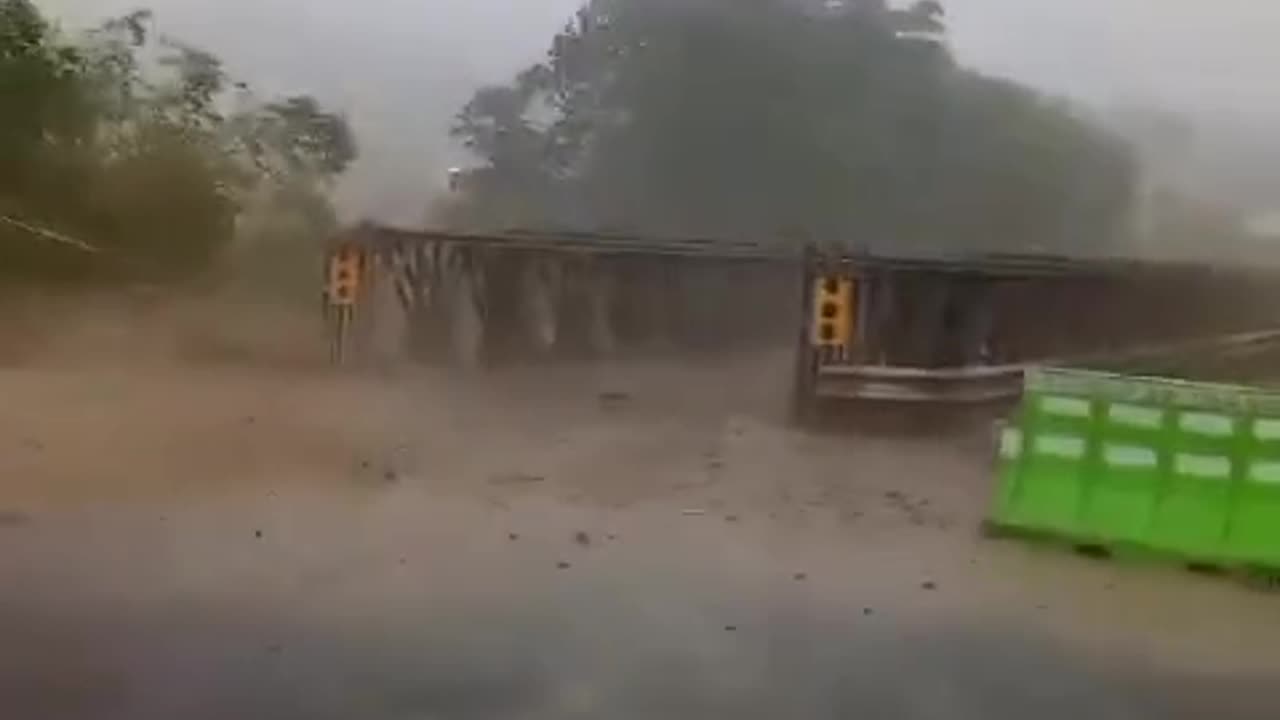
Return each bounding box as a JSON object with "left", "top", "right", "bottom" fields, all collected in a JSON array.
[{"left": 0, "top": 214, "right": 102, "bottom": 254}]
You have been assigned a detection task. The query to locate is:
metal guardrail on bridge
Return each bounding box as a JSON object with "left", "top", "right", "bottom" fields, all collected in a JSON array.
[{"left": 807, "top": 328, "right": 1280, "bottom": 404}]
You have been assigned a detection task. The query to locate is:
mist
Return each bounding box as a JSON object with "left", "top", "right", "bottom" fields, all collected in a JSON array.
[{"left": 40, "top": 0, "right": 1280, "bottom": 224}]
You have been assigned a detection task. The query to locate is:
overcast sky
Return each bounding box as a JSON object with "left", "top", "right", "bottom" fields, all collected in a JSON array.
[{"left": 40, "top": 0, "right": 1280, "bottom": 223}]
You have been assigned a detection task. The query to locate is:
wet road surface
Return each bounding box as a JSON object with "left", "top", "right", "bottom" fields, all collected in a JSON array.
[{"left": 0, "top": 356, "right": 1277, "bottom": 719}]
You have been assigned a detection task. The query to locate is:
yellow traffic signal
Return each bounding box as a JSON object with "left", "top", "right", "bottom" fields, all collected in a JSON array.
[
  {"left": 812, "top": 275, "right": 855, "bottom": 347},
  {"left": 328, "top": 245, "right": 364, "bottom": 306}
]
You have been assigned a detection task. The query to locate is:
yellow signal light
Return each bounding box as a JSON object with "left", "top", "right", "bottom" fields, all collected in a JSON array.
[
  {"left": 328, "top": 246, "right": 364, "bottom": 306},
  {"left": 812, "top": 275, "right": 855, "bottom": 347}
]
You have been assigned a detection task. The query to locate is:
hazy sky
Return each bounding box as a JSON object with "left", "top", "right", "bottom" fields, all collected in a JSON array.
[{"left": 40, "top": 0, "right": 1280, "bottom": 223}]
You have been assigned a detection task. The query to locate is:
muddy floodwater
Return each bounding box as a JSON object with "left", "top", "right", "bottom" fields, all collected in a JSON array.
[{"left": 1, "top": 352, "right": 1277, "bottom": 719}]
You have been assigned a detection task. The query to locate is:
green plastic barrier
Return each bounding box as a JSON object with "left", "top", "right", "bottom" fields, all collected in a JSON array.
[{"left": 992, "top": 368, "right": 1280, "bottom": 569}]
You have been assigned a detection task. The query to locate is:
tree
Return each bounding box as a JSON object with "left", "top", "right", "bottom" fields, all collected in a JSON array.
[
  {"left": 0, "top": 2, "right": 357, "bottom": 283},
  {"left": 0, "top": 1, "right": 91, "bottom": 193},
  {"left": 448, "top": 0, "right": 1136, "bottom": 254}
]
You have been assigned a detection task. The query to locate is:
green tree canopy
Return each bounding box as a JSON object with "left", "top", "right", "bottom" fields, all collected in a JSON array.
[
  {"left": 448, "top": 0, "right": 1136, "bottom": 254},
  {"left": 0, "top": 0, "right": 356, "bottom": 283}
]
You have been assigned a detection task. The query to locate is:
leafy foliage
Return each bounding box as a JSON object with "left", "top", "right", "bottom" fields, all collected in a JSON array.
[
  {"left": 0, "top": 0, "right": 356, "bottom": 283},
  {"left": 448, "top": 0, "right": 1136, "bottom": 254}
]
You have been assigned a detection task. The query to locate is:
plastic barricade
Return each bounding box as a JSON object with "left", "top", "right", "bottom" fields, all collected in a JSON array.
[{"left": 992, "top": 368, "right": 1280, "bottom": 569}]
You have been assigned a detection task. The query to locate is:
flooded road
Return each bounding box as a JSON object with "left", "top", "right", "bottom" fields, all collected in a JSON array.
[{"left": 0, "top": 353, "right": 1277, "bottom": 718}]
